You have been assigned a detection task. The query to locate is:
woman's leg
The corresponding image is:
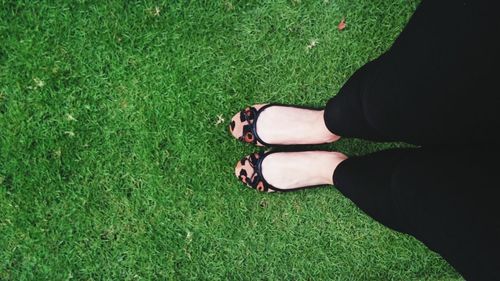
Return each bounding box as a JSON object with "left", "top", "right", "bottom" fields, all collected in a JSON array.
[
  {"left": 325, "top": 0, "right": 500, "bottom": 145},
  {"left": 333, "top": 146, "right": 500, "bottom": 280},
  {"left": 324, "top": 58, "right": 389, "bottom": 142}
]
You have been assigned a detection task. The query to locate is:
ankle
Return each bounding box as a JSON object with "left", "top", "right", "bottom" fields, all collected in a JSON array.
[
  {"left": 320, "top": 152, "right": 347, "bottom": 185},
  {"left": 317, "top": 110, "right": 340, "bottom": 143}
]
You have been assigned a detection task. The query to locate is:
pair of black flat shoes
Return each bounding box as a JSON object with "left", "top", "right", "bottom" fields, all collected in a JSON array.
[{"left": 229, "top": 104, "right": 334, "bottom": 193}]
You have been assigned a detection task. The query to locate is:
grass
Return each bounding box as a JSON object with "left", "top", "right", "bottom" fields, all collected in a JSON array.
[{"left": 0, "top": 0, "right": 462, "bottom": 280}]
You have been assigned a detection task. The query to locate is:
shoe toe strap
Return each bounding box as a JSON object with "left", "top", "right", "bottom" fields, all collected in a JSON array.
[
  {"left": 238, "top": 152, "right": 276, "bottom": 192},
  {"left": 238, "top": 106, "right": 273, "bottom": 146}
]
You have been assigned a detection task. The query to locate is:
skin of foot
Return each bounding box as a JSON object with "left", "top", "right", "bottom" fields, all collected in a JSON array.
[
  {"left": 235, "top": 151, "right": 348, "bottom": 191},
  {"left": 229, "top": 104, "right": 340, "bottom": 146}
]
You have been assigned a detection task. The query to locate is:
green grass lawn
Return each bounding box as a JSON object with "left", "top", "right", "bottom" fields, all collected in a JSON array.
[{"left": 0, "top": 0, "right": 463, "bottom": 280}]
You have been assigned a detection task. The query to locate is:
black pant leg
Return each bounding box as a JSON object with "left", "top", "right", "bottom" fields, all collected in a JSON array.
[
  {"left": 324, "top": 58, "right": 389, "bottom": 142},
  {"left": 333, "top": 147, "right": 500, "bottom": 281},
  {"left": 324, "top": 0, "right": 500, "bottom": 145}
]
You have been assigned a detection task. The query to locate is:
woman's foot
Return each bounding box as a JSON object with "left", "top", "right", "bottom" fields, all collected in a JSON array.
[
  {"left": 229, "top": 104, "right": 340, "bottom": 146},
  {"left": 235, "top": 151, "right": 347, "bottom": 192}
]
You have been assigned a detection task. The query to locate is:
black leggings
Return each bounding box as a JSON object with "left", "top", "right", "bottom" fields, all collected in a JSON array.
[{"left": 324, "top": 0, "right": 500, "bottom": 280}]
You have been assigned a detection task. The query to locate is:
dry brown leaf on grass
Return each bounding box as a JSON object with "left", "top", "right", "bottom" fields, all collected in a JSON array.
[{"left": 338, "top": 17, "right": 346, "bottom": 31}]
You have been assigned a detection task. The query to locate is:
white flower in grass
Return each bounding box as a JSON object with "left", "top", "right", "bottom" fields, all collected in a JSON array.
[
  {"left": 215, "top": 114, "right": 224, "bottom": 125},
  {"left": 66, "top": 113, "right": 77, "bottom": 122},
  {"left": 154, "top": 6, "right": 160, "bottom": 16},
  {"left": 64, "top": 131, "right": 75, "bottom": 137},
  {"left": 306, "top": 39, "right": 319, "bottom": 51},
  {"left": 33, "top": 77, "right": 45, "bottom": 88}
]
